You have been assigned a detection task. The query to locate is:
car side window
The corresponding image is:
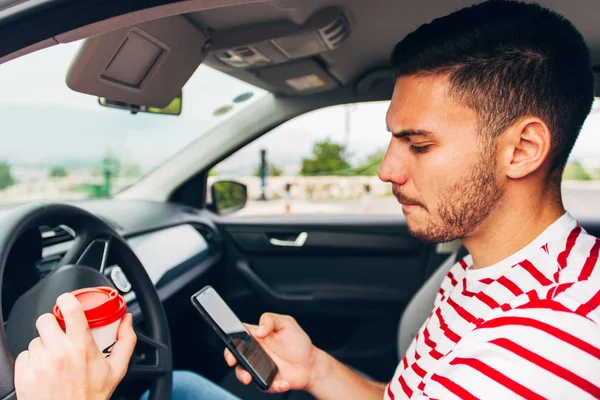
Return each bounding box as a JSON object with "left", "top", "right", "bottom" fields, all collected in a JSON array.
[{"left": 209, "top": 101, "right": 395, "bottom": 217}]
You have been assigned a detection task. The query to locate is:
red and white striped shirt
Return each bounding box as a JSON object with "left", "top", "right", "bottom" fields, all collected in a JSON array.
[{"left": 386, "top": 212, "right": 600, "bottom": 399}]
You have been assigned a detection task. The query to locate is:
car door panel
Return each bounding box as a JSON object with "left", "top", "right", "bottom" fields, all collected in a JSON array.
[
  {"left": 213, "top": 216, "right": 441, "bottom": 381},
  {"left": 227, "top": 228, "right": 423, "bottom": 254}
]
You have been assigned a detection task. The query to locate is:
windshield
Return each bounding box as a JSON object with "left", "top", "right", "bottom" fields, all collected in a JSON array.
[
  {"left": 2, "top": 41, "right": 600, "bottom": 206},
  {"left": 0, "top": 40, "right": 266, "bottom": 204}
]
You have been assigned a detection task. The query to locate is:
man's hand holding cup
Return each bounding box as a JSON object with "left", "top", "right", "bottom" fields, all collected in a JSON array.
[{"left": 14, "top": 287, "right": 137, "bottom": 400}]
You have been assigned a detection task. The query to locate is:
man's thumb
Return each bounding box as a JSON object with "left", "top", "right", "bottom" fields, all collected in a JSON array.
[
  {"left": 107, "top": 314, "right": 137, "bottom": 380},
  {"left": 255, "top": 313, "right": 278, "bottom": 338}
]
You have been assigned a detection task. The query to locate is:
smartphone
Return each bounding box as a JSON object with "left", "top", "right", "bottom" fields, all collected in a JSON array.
[{"left": 190, "top": 285, "right": 278, "bottom": 390}]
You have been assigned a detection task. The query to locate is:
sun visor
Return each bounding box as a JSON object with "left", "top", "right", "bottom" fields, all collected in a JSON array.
[
  {"left": 256, "top": 59, "right": 338, "bottom": 95},
  {"left": 66, "top": 15, "right": 208, "bottom": 108}
]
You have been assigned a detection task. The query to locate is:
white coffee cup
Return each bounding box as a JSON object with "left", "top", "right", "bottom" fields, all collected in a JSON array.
[{"left": 53, "top": 286, "right": 127, "bottom": 357}]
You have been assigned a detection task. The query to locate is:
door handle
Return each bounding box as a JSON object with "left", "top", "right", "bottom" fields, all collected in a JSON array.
[{"left": 269, "top": 232, "right": 308, "bottom": 247}]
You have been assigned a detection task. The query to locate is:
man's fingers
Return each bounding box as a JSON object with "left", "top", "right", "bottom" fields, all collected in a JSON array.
[
  {"left": 256, "top": 313, "right": 277, "bottom": 337},
  {"left": 224, "top": 348, "right": 237, "bottom": 367},
  {"left": 256, "top": 313, "right": 290, "bottom": 338},
  {"left": 107, "top": 314, "right": 137, "bottom": 379},
  {"left": 26, "top": 337, "right": 45, "bottom": 368},
  {"left": 235, "top": 365, "right": 252, "bottom": 385},
  {"left": 36, "top": 313, "right": 65, "bottom": 344},
  {"left": 56, "top": 293, "right": 93, "bottom": 345},
  {"left": 14, "top": 350, "right": 30, "bottom": 379},
  {"left": 269, "top": 380, "right": 291, "bottom": 393},
  {"left": 243, "top": 323, "right": 258, "bottom": 336},
  {"left": 27, "top": 337, "right": 44, "bottom": 354}
]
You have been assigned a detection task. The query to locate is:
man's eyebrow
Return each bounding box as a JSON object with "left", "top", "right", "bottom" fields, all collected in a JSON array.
[{"left": 386, "top": 128, "right": 434, "bottom": 139}]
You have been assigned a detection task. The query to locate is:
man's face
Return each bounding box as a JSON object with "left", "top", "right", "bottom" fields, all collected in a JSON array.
[{"left": 380, "top": 75, "right": 503, "bottom": 243}]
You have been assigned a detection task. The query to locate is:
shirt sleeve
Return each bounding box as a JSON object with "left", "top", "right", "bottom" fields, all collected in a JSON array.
[{"left": 414, "top": 307, "right": 600, "bottom": 400}]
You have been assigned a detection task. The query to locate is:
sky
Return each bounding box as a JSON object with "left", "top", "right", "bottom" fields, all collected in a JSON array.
[
  {"left": 0, "top": 40, "right": 265, "bottom": 171},
  {"left": 0, "top": 40, "right": 599, "bottom": 178}
]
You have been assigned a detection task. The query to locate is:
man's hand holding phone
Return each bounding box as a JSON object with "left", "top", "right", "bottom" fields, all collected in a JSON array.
[
  {"left": 193, "top": 287, "right": 384, "bottom": 400},
  {"left": 224, "top": 312, "right": 327, "bottom": 394}
]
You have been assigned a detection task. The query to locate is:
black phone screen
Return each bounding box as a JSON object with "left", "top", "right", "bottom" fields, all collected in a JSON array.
[{"left": 193, "top": 286, "right": 277, "bottom": 387}]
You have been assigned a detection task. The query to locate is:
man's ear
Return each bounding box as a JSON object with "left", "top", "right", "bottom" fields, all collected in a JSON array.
[{"left": 499, "top": 117, "right": 551, "bottom": 179}]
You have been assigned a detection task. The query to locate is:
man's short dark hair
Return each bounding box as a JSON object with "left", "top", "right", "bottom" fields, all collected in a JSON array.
[{"left": 391, "top": 0, "right": 594, "bottom": 184}]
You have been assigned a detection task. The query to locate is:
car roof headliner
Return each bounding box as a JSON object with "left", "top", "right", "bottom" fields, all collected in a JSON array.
[
  {"left": 2, "top": 0, "right": 599, "bottom": 98},
  {"left": 187, "top": 0, "right": 600, "bottom": 93}
]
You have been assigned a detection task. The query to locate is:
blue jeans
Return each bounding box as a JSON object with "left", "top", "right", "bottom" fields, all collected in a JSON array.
[{"left": 140, "top": 370, "right": 240, "bottom": 400}]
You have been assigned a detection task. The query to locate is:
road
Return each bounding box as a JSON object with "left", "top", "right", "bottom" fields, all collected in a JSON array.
[{"left": 236, "top": 182, "right": 600, "bottom": 218}]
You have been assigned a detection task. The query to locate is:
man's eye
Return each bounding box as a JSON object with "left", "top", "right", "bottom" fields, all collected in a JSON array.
[{"left": 410, "top": 145, "right": 431, "bottom": 153}]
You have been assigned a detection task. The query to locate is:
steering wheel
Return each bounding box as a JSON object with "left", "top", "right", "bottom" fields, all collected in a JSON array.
[{"left": 0, "top": 203, "right": 172, "bottom": 400}]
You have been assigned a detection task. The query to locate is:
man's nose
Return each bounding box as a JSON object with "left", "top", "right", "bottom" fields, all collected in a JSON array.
[{"left": 378, "top": 146, "right": 409, "bottom": 185}]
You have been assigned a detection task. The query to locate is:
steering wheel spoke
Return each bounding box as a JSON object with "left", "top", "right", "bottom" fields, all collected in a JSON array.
[
  {"left": 78, "top": 237, "right": 112, "bottom": 272},
  {"left": 58, "top": 234, "right": 112, "bottom": 271},
  {"left": 125, "top": 331, "right": 171, "bottom": 380}
]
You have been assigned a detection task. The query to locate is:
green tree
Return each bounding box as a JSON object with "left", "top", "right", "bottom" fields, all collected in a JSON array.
[
  {"left": 301, "top": 139, "right": 351, "bottom": 176},
  {"left": 354, "top": 148, "right": 386, "bottom": 176},
  {"left": 254, "top": 163, "right": 283, "bottom": 177},
  {"left": 49, "top": 166, "right": 68, "bottom": 177},
  {"left": 563, "top": 160, "right": 592, "bottom": 181},
  {"left": 0, "top": 162, "right": 14, "bottom": 190}
]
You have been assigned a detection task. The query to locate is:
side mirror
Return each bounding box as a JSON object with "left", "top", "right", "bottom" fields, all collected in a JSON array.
[{"left": 211, "top": 181, "right": 247, "bottom": 215}]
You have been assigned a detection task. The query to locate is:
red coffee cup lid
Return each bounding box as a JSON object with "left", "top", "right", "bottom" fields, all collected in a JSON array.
[{"left": 52, "top": 286, "right": 127, "bottom": 330}]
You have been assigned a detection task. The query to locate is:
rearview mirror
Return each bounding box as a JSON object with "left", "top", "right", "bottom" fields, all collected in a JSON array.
[
  {"left": 98, "top": 93, "right": 182, "bottom": 116},
  {"left": 211, "top": 181, "right": 247, "bottom": 215}
]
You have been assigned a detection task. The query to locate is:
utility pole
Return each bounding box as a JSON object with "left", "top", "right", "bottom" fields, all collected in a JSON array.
[
  {"left": 259, "top": 148, "right": 267, "bottom": 201},
  {"left": 344, "top": 104, "right": 356, "bottom": 155}
]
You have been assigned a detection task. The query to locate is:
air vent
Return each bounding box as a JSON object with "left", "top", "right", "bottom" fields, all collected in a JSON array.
[
  {"left": 39, "top": 225, "right": 75, "bottom": 247},
  {"left": 270, "top": 14, "right": 350, "bottom": 60},
  {"left": 318, "top": 16, "right": 349, "bottom": 48},
  {"left": 195, "top": 224, "right": 217, "bottom": 246}
]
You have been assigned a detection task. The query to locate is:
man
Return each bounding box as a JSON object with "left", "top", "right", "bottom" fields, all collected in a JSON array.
[{"left": 15, "top": 0, "right": 600, "bottom": 399}]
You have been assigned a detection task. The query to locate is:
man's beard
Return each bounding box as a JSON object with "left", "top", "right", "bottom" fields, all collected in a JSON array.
[{"left": 402, "top": 149, "right": 503, "bottom": 243}]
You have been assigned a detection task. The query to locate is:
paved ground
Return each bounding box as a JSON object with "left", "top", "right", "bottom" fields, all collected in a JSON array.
[
  {"left": 236, "top": 182, "right": 600, "bottom": 218},
  {"left": 561, "top": 183, "right": 600, "bottom": 218}
]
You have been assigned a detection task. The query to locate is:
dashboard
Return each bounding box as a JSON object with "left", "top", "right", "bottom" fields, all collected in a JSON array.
[
  {"left": 125, "top": 224, "right": 210, "bottom": 285},
  {"left": 2, "top": 199, "right": 223, "bottom": 320}
]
